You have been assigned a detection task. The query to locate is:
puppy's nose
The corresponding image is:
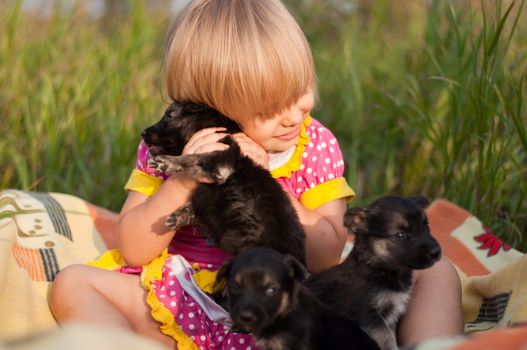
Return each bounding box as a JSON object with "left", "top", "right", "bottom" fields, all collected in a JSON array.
[
  {"left": 141, "top": 130, "right": 151, "bottom": 143},
  {"left": 428, "top": 245, "right": 441, "bottom": 261},
  {"left": 239, "top": 310, "right": 257, "bottom": 324}
]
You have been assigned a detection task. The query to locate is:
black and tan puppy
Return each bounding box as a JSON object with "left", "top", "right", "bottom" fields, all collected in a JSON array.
[
  {"left": 142, "top": 101, "right": 306, "bottom": 264},
  {"left": 306, "top": 196, "right": 442, "bottom": 350},
  {"left": 216, "top": 247, "right": 380, "bottom": 350}
]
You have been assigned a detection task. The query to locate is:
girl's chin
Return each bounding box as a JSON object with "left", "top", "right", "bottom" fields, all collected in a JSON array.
[{"left": 267, "top": 138, "right": 298, "bottom": 153}]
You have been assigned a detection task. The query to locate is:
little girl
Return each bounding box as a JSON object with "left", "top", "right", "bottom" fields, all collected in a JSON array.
[{"left": 50, "top": 0, "right": 463, "bottom": 349}]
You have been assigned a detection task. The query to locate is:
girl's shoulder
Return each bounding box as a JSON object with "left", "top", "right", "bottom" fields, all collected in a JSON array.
[
  {"left": 270, "top": 116, "right": 345, "bottom": 179},
  {"left": 303, "top": 117, "right": 342, "bottom": 158}
]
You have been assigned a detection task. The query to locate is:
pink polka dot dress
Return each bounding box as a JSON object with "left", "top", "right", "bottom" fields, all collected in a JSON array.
[{"left": 91, "top": 115, "right": 354, "bottom": 350}]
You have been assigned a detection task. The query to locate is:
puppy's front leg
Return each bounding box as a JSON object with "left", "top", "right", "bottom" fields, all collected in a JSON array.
[
  {"left": 166, "top": 202, "right": 195, "bottom": 231},
  {"left": 148, "top": 154, "right": 217, "bottom": 183},
  {"left": 366, "top": 324, "right": 397, "bottom": 350}
]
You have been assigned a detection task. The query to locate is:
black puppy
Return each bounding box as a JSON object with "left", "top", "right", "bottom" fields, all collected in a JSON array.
[
  {"left": 306, "top": 196, "right": 441, "bottom": 350},
  {"left": 215, "top": 247, "right": 380, "bottom": 350},
  {"left": 142, "top": 101, "right": 306, "bottom": 264}
]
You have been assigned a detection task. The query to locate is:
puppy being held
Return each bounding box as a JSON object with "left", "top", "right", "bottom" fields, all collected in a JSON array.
[
  {"left": 215, "top": 247, "right": 380, "bottom": 350},
  {"left": 142, "top": 101, "right": 306, "bottom": 264},
  {"left": 306, "top": 195, "right": 441, "bottom": 350}
]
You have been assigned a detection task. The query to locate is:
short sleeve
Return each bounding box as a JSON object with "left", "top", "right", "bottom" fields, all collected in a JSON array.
[
  {"left": 275, "top": 118, "right": 355, "bottom": 209},
  {"left": 124, "top": 140, "right": 167, "bottom": 196}
]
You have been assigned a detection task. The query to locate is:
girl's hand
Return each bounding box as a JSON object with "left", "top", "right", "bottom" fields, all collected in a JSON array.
[
  {"left": 232, "top": 132, "right": 269, "bottom": 169},
  {"left": 182, "top": 127, "right": 229, "bottom": 155}
]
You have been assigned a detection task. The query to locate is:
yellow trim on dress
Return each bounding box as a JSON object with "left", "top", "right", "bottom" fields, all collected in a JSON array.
[
  {"left": 299, "top": 177, "right": 355, "bottom": 210},
  {"left": 87, "top": 249, "right": 128, "bottom": 270},
  {"left": 270, "top": 115, "right": 312, "bottom": 179},
  {"left": 192, "top": 269, "right": 221, "bottom": 294},
  {"left": 125, "top": 169, "right": 163, "bottom": 196},
  {"left": 141, "top": 250, "right": 200, "bottom": 350}
]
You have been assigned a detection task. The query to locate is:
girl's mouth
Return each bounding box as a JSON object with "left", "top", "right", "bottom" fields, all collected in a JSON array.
[{"left": 275, "top": 126, "right": 300, "bottom": 141}]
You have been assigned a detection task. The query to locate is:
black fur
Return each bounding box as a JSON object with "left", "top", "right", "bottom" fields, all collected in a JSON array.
[
  {"left": 215, "top": 247, "right": 380, "bottom": 350},
  {"left": 142, "top": 101, "right": 306, "bottom": 264},
  {"left": 306, "top": 196, "right": 442, "bottom": 350}
]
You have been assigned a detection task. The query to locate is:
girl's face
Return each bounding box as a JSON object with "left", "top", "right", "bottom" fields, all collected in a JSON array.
[{"left": 232, "top": 91, "right": 315, "bottom": 153}]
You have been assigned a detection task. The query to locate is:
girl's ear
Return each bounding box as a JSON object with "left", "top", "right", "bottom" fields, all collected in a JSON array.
[
  {"left": 409, "top": 196, "right": 430, "bottom": 209},
  {"left": 283, "top": 255, "right": 308, "bottom": 282},
  {"left": 344, "top": 207, "right": 368, "bottom": 235},
  {"left": 213, "top": 260, "right": 232, "bottom": 293}
]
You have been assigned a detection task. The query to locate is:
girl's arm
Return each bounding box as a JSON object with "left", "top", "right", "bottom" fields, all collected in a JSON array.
[
  {"left": 287, "top": 195, "right": 348, "bottom": 272},
  {"left": 117, "top": 173, "right": 196, "bottom": 267}
]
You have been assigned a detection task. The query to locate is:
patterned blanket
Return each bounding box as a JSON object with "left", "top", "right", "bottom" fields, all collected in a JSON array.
[{"left": 0, "top": 189, "right": 526, "bottom": 348}]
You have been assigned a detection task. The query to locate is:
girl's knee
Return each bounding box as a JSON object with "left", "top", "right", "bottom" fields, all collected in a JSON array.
[
  {"left": 50, "top": 264, "right": 96, "bottom": 314},
  {"left": 433, "top": 258, "right": 460, "bottom": 284},
  {"left": 414, "top": 257, "right": 461, "bottom": 293}
]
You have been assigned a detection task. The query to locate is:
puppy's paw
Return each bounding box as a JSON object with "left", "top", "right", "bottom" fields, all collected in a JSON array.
[
  {"left": 166, "top": 205, "right": 195, "bottom": 231},
  {"left": 147, "top": 158, "right": 160, "bottom": 170},
  {"left": 148, "top": 155, "right": 183, "bottom": 173}
]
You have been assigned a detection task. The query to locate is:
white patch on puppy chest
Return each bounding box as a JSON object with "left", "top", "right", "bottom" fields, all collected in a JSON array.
[
  {"left": 256, "top": 335, "right": 286, "bottom": 350},
  {"left": 374, "top": 290, "right": 411, "bottom": 329}
]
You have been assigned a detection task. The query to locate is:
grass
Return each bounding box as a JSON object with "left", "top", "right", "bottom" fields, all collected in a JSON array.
[{"left": 1, "top": 0, "right": 526, "bottom": 250}]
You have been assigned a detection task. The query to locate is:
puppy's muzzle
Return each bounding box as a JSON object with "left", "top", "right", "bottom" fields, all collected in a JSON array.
[
  {"left": 232, "top": 306, "right": 264, "bottom": 334},
  {"left": 427, "top": 243, "right": 441, "bottom": 262}
]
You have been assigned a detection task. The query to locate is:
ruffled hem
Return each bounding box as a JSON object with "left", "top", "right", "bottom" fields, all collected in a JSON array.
[
  {"left": 141, "top": 250, "right": 200, "bottom": 350},
  {"left": 270, "top": 115, "right": 312, "bottom": 179}
]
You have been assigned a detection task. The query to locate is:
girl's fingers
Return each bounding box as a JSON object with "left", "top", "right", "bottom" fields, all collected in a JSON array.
[
  {"left": 185, "top": 127, "right": 226, "bottom": 147},
  {"left": 183, "top": 128, "right": 228, "bottom": 155},
  {"left": 183, "top": 129, "right": 269, "bottom": 168},
  {"left": 232, "top": 133, "right": 269, "bottom": 169},
  {"left": 192, "top": 142, "right": 229, "bottom": 155}
]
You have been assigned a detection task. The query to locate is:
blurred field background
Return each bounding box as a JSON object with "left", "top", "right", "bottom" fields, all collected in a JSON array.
[{"left": 0, "top": 0, "right": 526, "bottom": 250}]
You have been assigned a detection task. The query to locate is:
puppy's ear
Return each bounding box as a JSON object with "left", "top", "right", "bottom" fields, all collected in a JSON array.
[
  {"left": 213, "top": 260, "right": 232, "bottom": 293},
  {"left": 166, "top": 101, "right": 183, "bottom": 118},
  {"left": 409, "top": 196, "right": 430, "bottom": 209},
  {"left": 344, "top": 207, "right": 368, "bottom": 234},
  {"left": 283, "top": 255, "right": 308, "bottom": 282}
]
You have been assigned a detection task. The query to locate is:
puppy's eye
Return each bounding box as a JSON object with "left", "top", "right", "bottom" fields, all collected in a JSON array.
[
  {"left": 395, "top": 232, "right": 407, "bottom": 240},
  {"left": 265, "top": 285, "right": 279, "bottom": 296},
  {"left": 229, "top": 282, "right": 242, "bottom": 293}
]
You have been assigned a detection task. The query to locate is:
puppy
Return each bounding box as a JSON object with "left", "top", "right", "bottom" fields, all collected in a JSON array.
[
  {"left": 142, "top": 101, "right": 306, "bottom": 264},
  {"left": 306, "top": 196, "right": 441, "bottom": 350},
  {"left": 215, "top": 247, "right": 380, "bottom": 350}
]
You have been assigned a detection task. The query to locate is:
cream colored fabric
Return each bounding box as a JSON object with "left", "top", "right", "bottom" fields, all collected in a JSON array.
[
  {"left": 0, "top": 323, "right": 166, "bottom": 350},
  {"left": 0, "top": 190, "right": 108, "bottom": 340}
]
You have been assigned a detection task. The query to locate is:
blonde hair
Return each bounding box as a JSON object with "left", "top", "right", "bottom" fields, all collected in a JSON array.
[{"left": 165, "top": 0, "right": 316, "bottom": 119}]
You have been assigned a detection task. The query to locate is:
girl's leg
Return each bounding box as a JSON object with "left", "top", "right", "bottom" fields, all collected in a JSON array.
[
  {"left": 397, "top": 257, "right": 464, "bottom": 346},
  {"left": 50, "top": 264, "right": 175, "bottom": 348}
]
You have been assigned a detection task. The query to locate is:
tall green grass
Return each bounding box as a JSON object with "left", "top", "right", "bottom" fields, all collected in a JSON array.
[
  {"left": 1, "top": 1, "right": 526, "bottom": 249},
  {"left": 0, "top": 1, "right": 168, "bottom": 209}
]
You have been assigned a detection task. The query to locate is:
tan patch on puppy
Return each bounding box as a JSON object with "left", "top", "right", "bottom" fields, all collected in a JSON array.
[
  {"left": 372, "top": 240, "right": 389, "bottom": 258},
  {"left": 277, "top": 292, "right": 290, "bottom": 315},
  {"left": 216, "top": 165, "right": 233, "bottom": 183},
  {"left": 262, "top": 273, "right": 272, "bottom": 286},
  {"left": 234, "top": 273, "right": 242, "bottom": 286}
]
